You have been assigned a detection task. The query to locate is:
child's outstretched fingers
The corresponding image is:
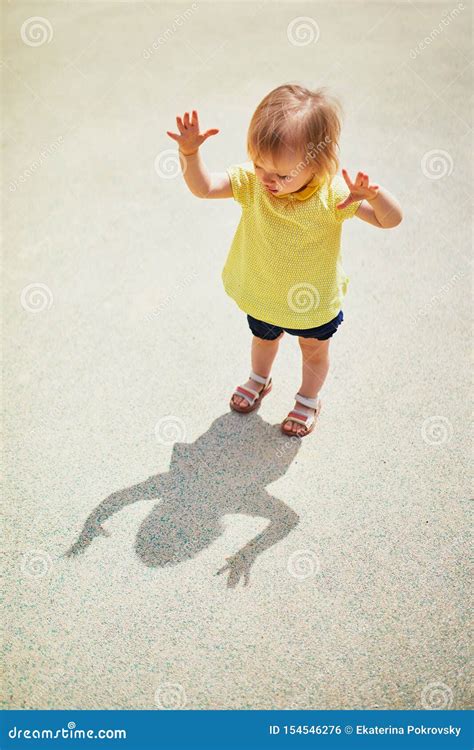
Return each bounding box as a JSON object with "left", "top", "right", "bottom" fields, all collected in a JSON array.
[
  {"left": 191, "top": 111, "right": 219, "bottom": 138},
  {"left": 337, "top": 168, "right": 355, "bottom": 209},
  {"left": 341, "top": 168, "right": 354, "bottom": 189},
  {"left": 166, "top": 110, "right": 219, "bottom": 155},
  {"left": 337, "top": 167, "right": 380, "bottom": 208}
]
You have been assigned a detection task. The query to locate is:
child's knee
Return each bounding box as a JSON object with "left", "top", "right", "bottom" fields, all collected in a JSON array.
[{"left": 298, "top": 336, "right": 329, "bottom": 355}]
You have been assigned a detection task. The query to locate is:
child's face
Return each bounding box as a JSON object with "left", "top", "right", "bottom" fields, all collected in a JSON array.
[{"left": 253, "top": 153, "right": 316, "bottom": 196}]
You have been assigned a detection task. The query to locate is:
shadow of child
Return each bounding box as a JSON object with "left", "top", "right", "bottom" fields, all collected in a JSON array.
[{"left": 65, "top": 411, "right": 302, "bottom": 588}]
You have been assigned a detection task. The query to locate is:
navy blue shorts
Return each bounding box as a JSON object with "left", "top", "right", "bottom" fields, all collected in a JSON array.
[{"left": 247, "top": 310, "right": 344, "bottom": 340}]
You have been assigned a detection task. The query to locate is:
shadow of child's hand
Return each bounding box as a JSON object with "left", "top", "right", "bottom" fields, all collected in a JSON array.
[
  {"left": 215, "top": 549, "right": 255, "bottom": 588},
  {"left": 64, "top": 522, "right": 110, "bottom": 557}
]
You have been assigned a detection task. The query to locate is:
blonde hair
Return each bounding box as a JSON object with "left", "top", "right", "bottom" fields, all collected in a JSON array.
[{"left": 247, "top": 83, "right": 342, "bottom": 184}]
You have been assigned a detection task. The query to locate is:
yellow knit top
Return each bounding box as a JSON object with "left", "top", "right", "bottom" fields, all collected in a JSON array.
[{"left": 221, "top": 163, "right": 362, "bottom": 328}]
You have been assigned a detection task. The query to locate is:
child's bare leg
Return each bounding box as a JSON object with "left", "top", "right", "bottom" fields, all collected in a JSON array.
[
  {"left": 232, "top": 333, "right": 283, "bottom": 408},
  {"left": 283, "top": 337, "right": 330, "bottom": 434}
]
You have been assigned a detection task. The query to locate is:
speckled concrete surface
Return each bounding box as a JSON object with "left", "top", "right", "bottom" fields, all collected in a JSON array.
[{"left": 2, "top": 1, "right": 472, "bottom": 711}]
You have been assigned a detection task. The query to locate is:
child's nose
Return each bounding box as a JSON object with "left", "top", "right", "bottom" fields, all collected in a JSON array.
[{"left": 262, "top": 172, "right": 277, "bottom": 185}]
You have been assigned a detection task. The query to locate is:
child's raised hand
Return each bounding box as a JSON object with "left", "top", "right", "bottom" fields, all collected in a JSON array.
[
  {"left": 336, "top": 168, "right": 379, "bottom": 209},
  {"left": 166, "top": 110, "right": 219, "bottom": 156}
]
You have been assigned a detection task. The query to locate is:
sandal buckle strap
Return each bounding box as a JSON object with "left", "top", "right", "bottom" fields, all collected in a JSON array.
[
  {"left": 285, "top": 413, "right": 314, "bottom": 428},
  {"left": 250, "top": 370, "right": 271, "bottom": 386},
  {"left": 294, "top": 392, "right": 320, "bottom": 409}
]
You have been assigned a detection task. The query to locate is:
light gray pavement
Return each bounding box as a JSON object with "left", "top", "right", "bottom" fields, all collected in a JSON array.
[{"left": 2, "top": 1, "right": 472, "bottom": 711}]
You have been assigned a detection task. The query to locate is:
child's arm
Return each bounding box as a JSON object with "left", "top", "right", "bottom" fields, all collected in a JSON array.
[
  {"left": 337, "top": 168, "right": 403, "bottom": 228},
  {"left": 166, "top": 110, "right": 233, "bottom": 199}
]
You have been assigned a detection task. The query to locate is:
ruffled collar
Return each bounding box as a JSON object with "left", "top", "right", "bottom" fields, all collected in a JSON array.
[{"left": 272, "top": 175, "right": 321, "bottom": 202}]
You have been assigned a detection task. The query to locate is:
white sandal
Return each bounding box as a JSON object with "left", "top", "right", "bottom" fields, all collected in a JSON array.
[
  {"left": 230, "top": 369, "right": 273, "bottom": 413},
  {"left": 281, "top": 392, "right": 322, "bottom": 437}
]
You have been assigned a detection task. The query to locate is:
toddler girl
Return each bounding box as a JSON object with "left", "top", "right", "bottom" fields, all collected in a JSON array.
[{"left": 167, "top": 83, "right": 402, "bottom": 437}]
